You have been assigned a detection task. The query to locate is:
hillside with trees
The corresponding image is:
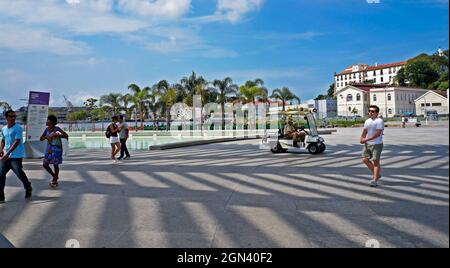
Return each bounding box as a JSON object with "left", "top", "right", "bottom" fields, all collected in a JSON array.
[{"left": 396, "top": 49, "right": 449, "bottom": 90}]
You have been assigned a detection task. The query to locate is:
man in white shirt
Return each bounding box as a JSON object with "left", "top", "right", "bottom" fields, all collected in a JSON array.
[
  {"left": 360, "top": 105, "right": 384, "bottom": 187},
  {"left": 118, "top": 115, "right": 130, "bottom": 160}
]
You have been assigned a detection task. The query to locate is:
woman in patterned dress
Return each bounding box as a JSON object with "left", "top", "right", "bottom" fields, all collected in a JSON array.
[{"left": 40, "top": 115, "right": 69, "bottom": 188}]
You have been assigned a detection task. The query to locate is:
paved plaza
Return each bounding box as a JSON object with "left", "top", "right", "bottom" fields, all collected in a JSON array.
[{"left": 0, "top": 127, "right": 448, "bottom": 248}]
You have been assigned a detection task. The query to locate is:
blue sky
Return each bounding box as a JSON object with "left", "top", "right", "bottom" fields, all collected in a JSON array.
[{"left": 0, "top": 0, "right": 448, "bottom": 108}]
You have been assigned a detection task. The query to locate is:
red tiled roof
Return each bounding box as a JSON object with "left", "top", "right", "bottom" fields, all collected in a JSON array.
[
  {"left": 335, "top": 61, "right": 406, "bottom": 76},
  {"left": 335, "top": 83, "right": 388, "bottom": 93},
  {"left": 366, "top": 61, "right": 406, "bottom": 71}
]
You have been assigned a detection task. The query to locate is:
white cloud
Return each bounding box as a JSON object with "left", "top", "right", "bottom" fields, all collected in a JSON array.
[
  {"left": 0, "top": 24, "right": 89, "bottom": 55},
  {"left": 0, "top": 0, "right": 146, "bottom": 35},
  {"left": 216, "top": 0, "right": 264, "bottom": 23},
  {"left": 117, "top": 0, "right": 191, "bottom": 19}
]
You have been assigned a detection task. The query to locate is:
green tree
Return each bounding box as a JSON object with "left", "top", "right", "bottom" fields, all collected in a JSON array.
[
  {"left": 100, "top": 93, "right": 122, "bottom": 115},
  {"left": 67, "top": 110, "right": 89, "bottom": 127},
  {"left": 128, "top": 84, "right": 151, "bottom": 131},
  {"left": 327, "top": 83, "right": 336, "bottom": 99},
  {"left": 120, "top": 93, "right": 133, "bottom": 118},
  {"left": 83, "top": 98, "right": 98, "bottom": 131},
  {"left": 157, "top": 83, "right": 177, "bottom": 130},
  {"left": 270, "top": 87, "right": 300, "bottom": 111},
  {"left": 239, "top": 79, "right": 268, "bottom": 105},
  {"left": 0, "top": 101, "right": 11, "bottom": 115},
  {"left": 315, "top": 94, "right": 328, "bottom": 100},
  {"left": 213, "top": 77, "right": 238, "bottom": 130},
  {"left": 404, "top": 61, "right": 439, "bottom": 88},
  {"left": 396, "top": 49, "right": 449, "bottom": 89},
  {"left": 180, "top": 71, "right": 207, "bottom": 106},
  {"left": 147, "top": 87, "right": 162, "bottom": 129}
]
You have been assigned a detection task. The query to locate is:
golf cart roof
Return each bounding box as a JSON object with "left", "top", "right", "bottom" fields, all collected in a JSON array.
[{"left": 267, "top": 109, "right": 316, "bottom": 116}]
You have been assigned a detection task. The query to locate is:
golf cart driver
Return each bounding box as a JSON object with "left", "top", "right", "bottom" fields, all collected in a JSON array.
[{"left": 284, "top": 118, "right": 306, "bottom": 147}]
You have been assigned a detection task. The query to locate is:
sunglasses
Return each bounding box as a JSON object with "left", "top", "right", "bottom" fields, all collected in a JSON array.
[
  {"left": 7, "top": 115, "right": 16, "bottom": 118},
  {"left": 368, "top": 110, "right": 377, "bottom": 113}
]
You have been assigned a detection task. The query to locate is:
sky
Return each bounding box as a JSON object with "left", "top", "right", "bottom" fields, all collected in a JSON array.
[{"left": 0, "top": 0, "right": 448, "bottom": 108}]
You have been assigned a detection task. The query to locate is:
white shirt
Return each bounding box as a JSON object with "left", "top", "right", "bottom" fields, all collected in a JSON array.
[
  {"left": 364, "top": 118, "right": 384, "bottom": 145},
  {"left": 119, "top": 122, "right": 129, "bottom": 139}
]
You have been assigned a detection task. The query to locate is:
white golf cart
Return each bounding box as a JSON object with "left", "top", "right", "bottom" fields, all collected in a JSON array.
[{"left": 262, "top": 110, "right": 326, "bottom": 155}]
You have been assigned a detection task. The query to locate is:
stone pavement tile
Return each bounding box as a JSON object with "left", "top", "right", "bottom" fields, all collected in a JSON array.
[
  {"left": 299, "top": 211, "right": 402, "bottom": 237},
  {"left": 377, "top": 216, "right": 449, "bottom": 248},
  {"left": 210, "top": 208, "right": 318, "bottom": 248},
  {"left": 365, "top": 201, "right": 449, "bottom": 224},
  {"left": 5, "top": 228, "right": 126, "bottom": 248},
  {"left": 308, "top": 234, "right": 416, "bottom": 248},
  {"left": 293, "top": 199, "right": 376, "bottom": 216},
  {"left": 116, "top": 231, "right": 214, "bottom": 248},
  {"left": 225, "top": 193, "right": 297, "bottom": 213},
  {"left": 127, "top": 197, "right": 224, "bottom": 237}
]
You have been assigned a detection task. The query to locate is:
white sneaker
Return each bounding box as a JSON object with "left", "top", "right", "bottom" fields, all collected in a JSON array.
[{"left": 370, "top": 180, "right": 378, "bottom": 187}]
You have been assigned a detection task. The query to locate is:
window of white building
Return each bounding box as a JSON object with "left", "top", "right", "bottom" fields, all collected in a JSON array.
[
  {"left": 347, "top": 94, "right": 353, "bottom": 102},
  {"left": 387, "top": 93, "right": 391, "bottom": 101},
  {"left": 373, "top": 94, "right": 377, "bottom": 101},
  {"left": 356, "top": 93, "right": 361, "bottom": 101},
  {"left": 388, "top": 108, "right": 392, "bottom": 114}
]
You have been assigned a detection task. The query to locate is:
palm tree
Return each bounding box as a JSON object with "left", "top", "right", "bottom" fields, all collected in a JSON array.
[
  {"left": 271, "top": 87, "right": 301, "bottom": 111},
  {"left": 239, "top": 79, "right": 268, "bottom": 105},
  {"left": 154, "top": 80, "right": 171, "bottom": 130},
  {"left": 0, "top": 101, "right": 11, "bottom": 115},
  {"left": 160, "top": 87, "right": 177, "bottom": 131},
  {"left": 120, "top": 93, "right": 133, "bottom": 118},
  {"left": 100, "top": 93, "right": 122, "bottom": 115},
  {"left": 213, "top": 77, "right": 238, "bottom": 130},
  {"left": 147, "top": 88, "right": 162, "bottom": 129},
  {"left": 128, "top": 84, "right": 150, "bottom": 131},
  {"left": 180, "top": 71, "right": 207, "bottom": 106}
]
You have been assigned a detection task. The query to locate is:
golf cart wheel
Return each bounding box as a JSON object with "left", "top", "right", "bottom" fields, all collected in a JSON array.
[
  {"left": 271, "top": 143, "right": 284, "bottom": 154},
  {"left": 319, "top": 143, "right": 326, "bottom": 154},
  {"left": 308, "top": 143, "right": 320, "bottom": 155}
]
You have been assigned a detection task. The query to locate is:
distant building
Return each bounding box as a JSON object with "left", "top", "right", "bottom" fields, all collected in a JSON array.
[
  {"left": 414, "top": 90, "right": 449, "bottom": 116},
  {"left": 370, "top": 87, "right": 428, "bottom": 117},
  {"left": 15, "top": 106, "right": 85, "bottom": 123},
  {"left": 307, "top": 99, "right": 337, "bottom": 119},
  {"left": 336, "top": 84, "right": 429, "bottom": 118},
  {"left": 334, "top": 61, "right": 406, "bottom": 92}
]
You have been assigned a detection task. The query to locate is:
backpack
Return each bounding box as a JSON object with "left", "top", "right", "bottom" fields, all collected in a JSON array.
[{"left": 105, "top": 124, "right": 112, "bottom": 138}]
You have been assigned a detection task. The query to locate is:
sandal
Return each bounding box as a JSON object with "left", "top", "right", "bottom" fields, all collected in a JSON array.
[{"left": 49, "top": 179, "right": 59, "bottom": 188}]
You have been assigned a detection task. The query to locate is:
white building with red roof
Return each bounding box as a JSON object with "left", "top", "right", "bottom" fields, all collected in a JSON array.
[
  {"left": 334, "top": 61, "right": 406, "bottom": 92},
  {"left": 336, "top": 84, "right": 429, "bottom": 118}
]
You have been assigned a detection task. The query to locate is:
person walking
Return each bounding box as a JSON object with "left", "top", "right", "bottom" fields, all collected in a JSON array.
[
  {"left": 117, "top": 115, "right": 130, "bottom": 160},
  {"left": 108, "top": 116, "right": 121, "bottom": 164},
  {"left": 40, "top": 115, "right": 69, "bottom": 188},
  {"left": 401, "top": 116, "right": 407, "bottom": 128},
  {"left": 0, "top": 110, "right": 32, "bottom": 203},
  {"left": 360, "top": 105, "right": 385, "bottom": 187}
]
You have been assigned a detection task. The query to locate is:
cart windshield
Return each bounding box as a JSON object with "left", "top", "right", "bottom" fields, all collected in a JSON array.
[{"left": 306, "top": 114, "right": 319, "bottom": 137}]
